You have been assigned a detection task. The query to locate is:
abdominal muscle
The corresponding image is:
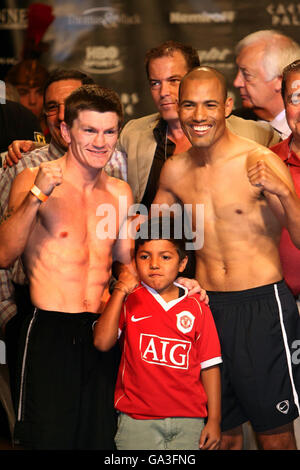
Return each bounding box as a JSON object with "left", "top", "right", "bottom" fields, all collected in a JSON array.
[
  {"left": 24, "top": 237, "right": 113, "bottom": 313},
  {"left": 195, "top": 234, "right": 283, "bottom": 292}
]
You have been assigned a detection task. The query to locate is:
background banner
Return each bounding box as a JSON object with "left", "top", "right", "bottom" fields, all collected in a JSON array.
[{"left": 1, "top": 0, "right": 300, "bottom": 122}]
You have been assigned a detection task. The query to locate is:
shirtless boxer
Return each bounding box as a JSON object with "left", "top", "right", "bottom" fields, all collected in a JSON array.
[
  {"left": 0, "top": 84, "right": 134, "bottom": 449},
  {"left": 153, "top": 66, "right": 300, "bottom": 450}
]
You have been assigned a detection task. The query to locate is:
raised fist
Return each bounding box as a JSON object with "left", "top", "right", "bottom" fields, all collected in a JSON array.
[{"left": 34, "top": 162, "right": 63, "bottom": 197}]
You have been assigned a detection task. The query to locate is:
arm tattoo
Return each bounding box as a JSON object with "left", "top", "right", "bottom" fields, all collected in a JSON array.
[{"left": 0, "top": 207, "right": 14, "bottom": 225}]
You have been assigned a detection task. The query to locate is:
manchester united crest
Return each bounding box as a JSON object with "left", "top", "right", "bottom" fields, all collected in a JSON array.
[{"left": 176, "top": 311, "right": 195, "bottom": 334}]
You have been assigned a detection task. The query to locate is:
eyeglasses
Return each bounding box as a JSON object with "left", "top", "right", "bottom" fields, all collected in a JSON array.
[{"left": 44, "top": 102, "right": 65, "bottom": 116}]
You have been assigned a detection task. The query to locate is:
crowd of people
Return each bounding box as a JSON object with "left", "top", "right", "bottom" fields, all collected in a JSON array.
[{"left": 1, "top": 28, "right": 300, "bottom": 451}]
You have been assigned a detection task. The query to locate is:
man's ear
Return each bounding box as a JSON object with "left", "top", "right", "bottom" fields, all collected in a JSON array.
[
  {"left": 225, "top": 96, "right": 234, "bottom": 118},
  {"left": 60, "top": 121, "right": 71, "bottom": 144},
  {"left": 274, "top": 75, "right": 283, "bottom": 93}
]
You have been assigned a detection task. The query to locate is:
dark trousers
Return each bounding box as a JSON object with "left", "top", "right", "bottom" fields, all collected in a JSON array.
[
  {"left": 5, "top": 283, "right": 34, "bottom": 410},
  {"left": 14, "top": 308, "right": 120, "bottom": 450}
]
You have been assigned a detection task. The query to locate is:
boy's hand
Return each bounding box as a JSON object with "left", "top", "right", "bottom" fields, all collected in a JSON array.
[
  {"left": 176, "top": 277, "right": 209, "bottom": 304},
  {"left": 115, "top": 270, "right": 139, "bottom": 295},
  {"left": 199, "top": 420, "right": 221, "bottom": 450}
]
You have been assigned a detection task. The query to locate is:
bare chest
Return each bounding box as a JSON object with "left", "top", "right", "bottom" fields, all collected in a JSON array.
[
  {"left": 30, "top": 184, "right": 121, "bottom": 251},
  {"left": 174, "top": 164, "right": 276, "bottom": 230}
]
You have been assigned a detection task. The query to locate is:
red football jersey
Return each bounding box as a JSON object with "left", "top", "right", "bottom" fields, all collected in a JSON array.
[{"left": 114, "top": 282, "right": 222, "bottom": 419}]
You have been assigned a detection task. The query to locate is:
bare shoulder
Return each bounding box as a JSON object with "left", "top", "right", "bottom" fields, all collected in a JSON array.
[
  {"left": 246, "top": 144, "right": 293, "bottom": 188},
  {"left": 159, "top": 151, "right": 190, "bottom": 182},
  {"left": 12, "top": 166, "right": 38, "bottom": 189},
  {"left": 153, "top": 151, "right": 191, "bottom": 205},
  {"left": 228, "top": 132, "right": 284, "bottom": 170},
  {"left": 12, "top": 157, "right": 63, "bottom": 186},
  {"left": 247, "top": 145, "right": 289, "bottom": 173},
  {"left": 6, "top": 167, "right": 38, "bottom": 210},
  {"left": 105, "top": 174, "right": 134, "bottom": 201}
]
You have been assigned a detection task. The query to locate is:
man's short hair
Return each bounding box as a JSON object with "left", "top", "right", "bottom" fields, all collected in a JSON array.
[
  {"left": 281, "top": 59, "right": 300, "bottom": 100},
  {"left": 64, "top": 84, "right": 124, "bottom": 129},
  {"left": 179, "top": 66, "right": 228, "bottom": 103},
  {"left": 43, "top": 68, "right": 95, "bottom": 101},
  {"left": 144, "top": 40, "right": 200, "bottom": 78},
  {"left": 235, "top": 30, "right": 300, "bottom": 81}
]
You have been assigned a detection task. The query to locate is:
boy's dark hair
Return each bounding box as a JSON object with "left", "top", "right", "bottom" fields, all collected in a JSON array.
[
  {"left": 144, "top": 40, "right": 200, "bottom": 79},
  {"left": 135, "top": 216, "right": 187, "bottom": 261},
  {"left": 64, "top": 84, "right": 124, "bottom": 129}
]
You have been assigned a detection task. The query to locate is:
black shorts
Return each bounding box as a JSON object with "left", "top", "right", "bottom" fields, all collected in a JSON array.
[
  {"left": 208, "top": 280, "right": 300, "bottom": 433},
  {"left": 14, "top": 308, "right": 120, "bottom": 450}
]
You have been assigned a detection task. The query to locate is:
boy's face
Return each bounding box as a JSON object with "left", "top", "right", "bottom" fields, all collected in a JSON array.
[{"left": 136, "top": 239, "right": 188, "bottom": 295}]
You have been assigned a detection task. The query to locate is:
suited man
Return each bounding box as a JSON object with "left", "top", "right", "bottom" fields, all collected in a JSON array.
[{"left": 118, "top": 40, "right": 281, "bottom": 206}]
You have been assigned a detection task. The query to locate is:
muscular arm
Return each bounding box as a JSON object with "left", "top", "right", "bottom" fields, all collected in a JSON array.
[
  {"left": 0, "top": 162, "right": 62, "bottom": 268},
  {"left": 247, "top": 149, "right": 300, "bottom": 248},
  {"left": 0, "top": 170, "right": 40, "bottom": 267},
  {"left": 152, "top": 158, "right": 179, "bottom": 208},
  {"left": 113, "top": 184, "right": 136, "bottom": 274}
]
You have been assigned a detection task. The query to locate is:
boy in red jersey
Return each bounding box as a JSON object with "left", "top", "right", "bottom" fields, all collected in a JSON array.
[{"left": 94, "top": 217, "right": 222, "bottom": 450}]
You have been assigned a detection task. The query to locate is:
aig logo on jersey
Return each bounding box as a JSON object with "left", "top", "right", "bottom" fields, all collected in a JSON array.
[
  {"left": 176, "top": 311, "right": 195, "bottom": 334},
  {"left": 140, "top": 334, "right": 191, "bottom": 369}
]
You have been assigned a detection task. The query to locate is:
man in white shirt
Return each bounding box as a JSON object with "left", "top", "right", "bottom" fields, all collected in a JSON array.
[{"left": 233, "top": 29, "right": 300, "bottom": 140}]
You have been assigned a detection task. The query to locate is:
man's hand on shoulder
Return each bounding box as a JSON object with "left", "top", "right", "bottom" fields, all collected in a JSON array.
[
  {"left": 5, "top": 140, "right": 36, "bottom": 168},
  {"left": 176, "top": 277, "right": 209, "bottom": 304},
  {"left": 4, "top": 140, "right": 46, "bottom": 168}
]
